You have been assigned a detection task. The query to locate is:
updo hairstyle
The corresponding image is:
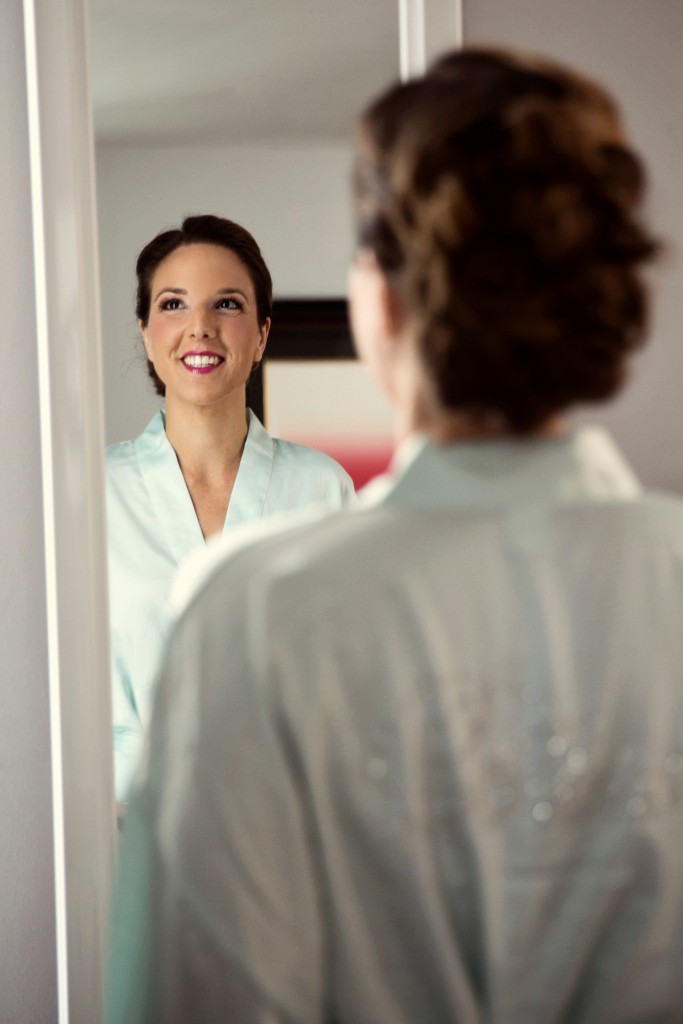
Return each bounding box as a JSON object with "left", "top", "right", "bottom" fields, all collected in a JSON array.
[
  {"left": 353, "top": 48, "right": 659, "bottom": 432},
  {"left": 135, "top": 214, "right": 273, "bottom": 397}
]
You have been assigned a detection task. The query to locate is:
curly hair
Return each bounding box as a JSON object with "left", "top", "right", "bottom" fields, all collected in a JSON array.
[
  {"left": 135, "top": 214, "right": 272, "bottom": 398},
  {"left": 353, "top": 48, "right": 659, "bottom": 432}
]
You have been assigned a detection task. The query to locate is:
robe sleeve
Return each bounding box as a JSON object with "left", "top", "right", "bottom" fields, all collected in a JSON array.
[{"left": 111, "top": 650, "right": 145, "bottom": 804}]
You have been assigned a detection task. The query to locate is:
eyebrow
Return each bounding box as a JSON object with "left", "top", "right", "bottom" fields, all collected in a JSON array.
[
  {"left": 153, "top": 287, "right": 186, "bottom": 302},
  {"left": 152, "top": 287, "right": 250, "bottom": 303}
]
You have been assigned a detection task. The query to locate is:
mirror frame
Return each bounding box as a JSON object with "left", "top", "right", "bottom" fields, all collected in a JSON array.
[
  {"left": 23, "top": 0, "right": 114, "bottom": 1020},
  {"left": 24, "top": 0, "right": 461, "bottom": 1018}
]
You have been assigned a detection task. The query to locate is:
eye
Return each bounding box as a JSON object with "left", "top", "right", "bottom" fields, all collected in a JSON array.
[
  {"left": 159, "top": 297, "right": 185, "bottom": 311},
  {"left": 216, "top": 297, "right": 243, "bottom": 311}
]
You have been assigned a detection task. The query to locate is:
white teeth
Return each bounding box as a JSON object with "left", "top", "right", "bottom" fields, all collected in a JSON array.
[{"left": 183, "top": 354, "right": 221, "bottom": 368}]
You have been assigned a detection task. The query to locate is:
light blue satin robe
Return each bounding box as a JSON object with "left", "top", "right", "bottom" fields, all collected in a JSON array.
[
  {"left": 107, "top": 427, "right": 683, "bottom": 1022},
  {"left": 106, "top": 408, "right": 355, "bottom": 802}
]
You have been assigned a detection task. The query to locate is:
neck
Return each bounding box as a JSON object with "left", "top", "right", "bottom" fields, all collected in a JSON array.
[
  {"left": 418, "top": 410, "right": 567, "bottom": 444},
  {"left": 398, "top": 376, "right": 566, "bottom": 444},
  {"left": 164, "top": 393, "right": 249, "bottom": 482}
]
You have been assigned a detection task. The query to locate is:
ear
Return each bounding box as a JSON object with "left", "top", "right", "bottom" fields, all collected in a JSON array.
[
  {"left": 254, "top": 317, "right": 271, "bottom": 364},
  {"left": 139, "top": 320, "right": 153, "bottom": 361}
]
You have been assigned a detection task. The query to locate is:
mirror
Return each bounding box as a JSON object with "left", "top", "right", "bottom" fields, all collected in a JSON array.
[
  {"left": 89, "top": 0, "right": 401, "bottom": 445},
  {"left": 89, "top": 0, "right": 403, "bottom": 817}
]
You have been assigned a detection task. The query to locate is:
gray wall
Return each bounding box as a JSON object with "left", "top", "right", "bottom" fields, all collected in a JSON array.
[
  {"left": 0, "top": 1, "right": 58, "bottom": 1021},
  {"left": 463, "top": 0, "right": 683, "bottom": 492}
]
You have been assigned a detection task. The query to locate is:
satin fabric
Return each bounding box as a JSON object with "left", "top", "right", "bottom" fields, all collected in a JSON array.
[
  {"left": 108, "top": 427, "right": 683, "bottom": 1023},
  {"left": 107, "top": 408, "right": 355, "bottom": 801}
]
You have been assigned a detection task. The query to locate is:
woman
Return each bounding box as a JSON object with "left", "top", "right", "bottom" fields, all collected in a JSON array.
[
  {"left": 108, "top": 51, "right": 683, "bottom": 1022},
  {"left": 107, "top": 214, "right": 355, "bottom": 803}
]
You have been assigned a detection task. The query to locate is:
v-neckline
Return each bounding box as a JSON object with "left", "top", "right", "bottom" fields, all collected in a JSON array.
[{"left": 134, "top": 409, "right": 276, "bottom": 565}]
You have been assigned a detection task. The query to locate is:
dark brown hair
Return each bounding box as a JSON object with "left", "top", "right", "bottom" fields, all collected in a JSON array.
[
  {"left": 353, "top": 48, "right": 659, "bottom": 432},
  {"left": 135, "top": 214, "right": 273, "bottom": 397}
]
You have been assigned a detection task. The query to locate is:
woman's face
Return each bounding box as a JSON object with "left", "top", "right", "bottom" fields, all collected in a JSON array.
[{"left": 142, "top": 243, "right": 269, "bottom": 412}]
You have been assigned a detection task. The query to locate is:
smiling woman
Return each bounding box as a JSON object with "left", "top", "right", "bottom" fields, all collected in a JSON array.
[
  {"left": 143, "top": 246, "right": 266, "bottom": 401},
  {"left": 107, "top": 214, "right": 356, "bottom": 805},
  {"left": 141, "top": 245, "right": 268, "bottom": 412}
]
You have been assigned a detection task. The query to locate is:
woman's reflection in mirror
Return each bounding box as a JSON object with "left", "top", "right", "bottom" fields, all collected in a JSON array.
[{"left": 107, "top": 215, "right": 355, "bottom": 806}]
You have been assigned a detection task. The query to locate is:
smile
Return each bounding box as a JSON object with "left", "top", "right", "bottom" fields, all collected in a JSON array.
[{"left": 181, "top": 352, "right": 224, "bottom": 373}]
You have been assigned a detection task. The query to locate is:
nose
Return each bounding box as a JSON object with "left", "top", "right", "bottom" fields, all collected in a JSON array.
[{"left": 188, "top": 307, "right": 217, "bottom": 339}]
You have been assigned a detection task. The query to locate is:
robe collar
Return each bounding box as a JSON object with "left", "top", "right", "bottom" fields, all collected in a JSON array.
[
  {"left": 361, "top": 426, "right": 641, "bottom": 512},
  {"left": 133, "top": 408, "right": 274, "bottom": 566}
]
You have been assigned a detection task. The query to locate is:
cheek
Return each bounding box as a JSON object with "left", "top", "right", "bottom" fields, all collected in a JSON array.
[
  {"left": 349, "top": 289, "right": 377, "bottom": 366},
  {"left": 236, "top": 320, "right": 265, "bottom": 355},
  {"left": 145, "top": 320, "right": 175, "bottom": 357},
  {"left": 348, "top": 263, "right": 379, "bottom": 350}
]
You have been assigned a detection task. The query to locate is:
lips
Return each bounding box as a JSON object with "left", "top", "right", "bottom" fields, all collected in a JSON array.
[{"left": 181, "top": 351, "right": 225, "bottom": 374}]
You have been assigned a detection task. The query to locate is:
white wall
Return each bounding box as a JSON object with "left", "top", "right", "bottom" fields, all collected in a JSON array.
[
  {"left": 96, "top": 142, "right": 354, "bottom": 443},
  {"left": 0, "top": 1, "right": 58, "bottom": 1021},
  {"left": 463, "top": 0, "right": 683, "bottom": 492}
]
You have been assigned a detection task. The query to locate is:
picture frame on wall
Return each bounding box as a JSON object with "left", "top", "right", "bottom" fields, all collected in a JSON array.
[{"left": 250, "top": 299, "right": 395, "bottom": 490}]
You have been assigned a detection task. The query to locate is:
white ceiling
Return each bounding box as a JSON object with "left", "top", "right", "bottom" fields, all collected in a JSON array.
[{"left": 90, "top": 0, "right": 401, "bottom": 145}]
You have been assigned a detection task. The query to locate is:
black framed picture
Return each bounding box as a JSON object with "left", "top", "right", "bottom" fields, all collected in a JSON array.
[
  {"left": 247, "top": 299, "right": 354, "bottom": 421},
  {"left": 250, "top": 299, "right": 394, "bottom": 489}
]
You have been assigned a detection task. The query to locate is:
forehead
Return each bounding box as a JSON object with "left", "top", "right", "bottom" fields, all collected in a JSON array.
[{"left": 152, "top": 243, "right": 255, "bottom": 295}]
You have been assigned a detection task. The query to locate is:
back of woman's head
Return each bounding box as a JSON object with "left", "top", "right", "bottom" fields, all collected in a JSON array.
[{"left": 353, "top": 48, "right": 659, "bottom": 432}]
